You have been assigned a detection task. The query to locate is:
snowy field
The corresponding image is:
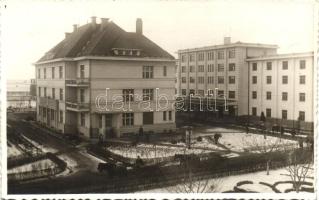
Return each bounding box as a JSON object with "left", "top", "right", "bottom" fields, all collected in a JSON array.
[
  {"left": 8, "top": 159, "right": 57, "bottom": 174},
  {"left": 7, "top": 142, "right": 23, "bottom": 158},
  {"left": 142, "top": 167, "right": 314, "bottom": 193}
]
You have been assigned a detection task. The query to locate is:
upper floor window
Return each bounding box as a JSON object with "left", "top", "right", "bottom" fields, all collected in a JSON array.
[
  {"left": 181, "top": 55, "right": 186, "bottom": 62},
  {"left": 38, "top": 87, "right": 41, "bottom": 97},
  {"left": 198, "top": 77, "right": 204, "bottom": 84},
  {"left": 282, "top": 75, "right": 288, "bottom": 84},
  {"left": 229, "top": 63, "right": 236, "bottom": 71},
  {"left": 228, "top": 91, "right": 235, "bottom": 99},
  {"left": 218, "top": 76, "right": 224, "bottom": 84},
  {"left": 252, "top": 63, "right": 257, "bottom": 71},
  {"left": 60, "top": 89, "right": 63, "bottom": 101},
  {"left": 38, "top": 69, "right": 41, "bottom": 79},
  {"left": 189, "top": 66, "right": 195, "bottom": 73},
  {"left": 228, "top": 49, "right": 235, "bottom": 58},
  {"left": 208, "top": 64, "right": 214, "bottom": 72},
  {"left": 189, "top": 54, "right": 195, "bottom": 62},
  {"left": 266, "top": 91, "right": 272, "bottom": 100},
  {"left": 59, "top": 66, "right": 63, "bottom": 78},
  {"left": 44, "top": 87, "right": 47, "bottom": 97},
  {"left": 197, "top": 53, "right": 204, "bottom": 61},
  {"left": 189, "top": 77, "right": 195, "bottom": 83},
  {"left": 80, "top": 89, "right": 85, "bottom": 103},
  {"left": 218, "top": 64, "right": 224, "bottom": 72},
  {"left": 299, "top": 93, "right": 305, "bottom": 102},
  {"left": 229, "top": 76, "right": 235, "bottom": 84},
  {"left": 52, "top": 67, "right": 55, "bottom": 79},
  {"left": 266, "top": 76, "right": 272, "bottom": 84},
  {"left": 252, "top": 91, "right": 257, "bottom": 99},
  {"left": 80, "top": 65, "right": 85, "bottom": 78},
  {"left": 300, "top": 60, "right": 306, "bottom": 69},
  {"left": 143, "top": 66, "right": 153, "bottom": 78},
  {"left": 207, "top": 51, "right": 214, "bottom": 60},
  {"left": 217, "top": 51, "right": 224, "bottom": 59},
  {"left": 300, "top": 75, "right": 306, "bottom": 84},
  {"left": 266, "top": 62, "right": 272, "bottom": 70},
  {"left": 282, "top": 61, "right": 288, "bottom": 70},
  {"left": 207, "top": 76, "right": 214, "bottom": 84},
  {"left": 198, "top": 65, "right": 204, "bottom": 72},
  {"left": 52, "top": 88, "right": 55, "bottom": 99},
  {"left": 123, "top": 89, "right": 134, "bottom": 102},
  {"left": 81, "top": 113, "right": 85, "bottom": 126},
  {"left": 252, "top": 76, "right": 257, "bottom": 84},
  {"left": 181, "top": 66, "right": 186, "bottom": 73},
  {"left": 44, "top": 68, "right": 47, "bottom": 79},
  {"left": 143, "top": 89, "right": 154, "bottom": 101},
  {"left": 282, "top": 92, "right": 288, "bottom": 101},
  {"left": 163, "top": 66, "right": 167, "bottom": 76},
  {"left": 181, "top": 77, "right": 186, "bottom": 83}
]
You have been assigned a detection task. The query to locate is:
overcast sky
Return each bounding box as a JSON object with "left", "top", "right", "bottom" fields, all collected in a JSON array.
[{"left": 2, "top": 0, "right": 316, "bottom": 80}]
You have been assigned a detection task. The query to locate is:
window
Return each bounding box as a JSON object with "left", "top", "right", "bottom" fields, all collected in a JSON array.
[
  {"left": 52, "top": 88, "right": 55, "bottom": 99},
  {"left": 38, "top": 87, "right": 41, "bottom": 97},
  {"left": 198, "top": 53, "right": 204, "bottom": 61},
  {"left": 80, "top": 89, "right": 85, "bottom": 103},
  {"left": 218, "top": 76, "right": 224, "bottom": 84},
  {"left": 163, "top": 66, "right": 167, "bottom": 76},
  {"left": 59, "top": 110, "right": 63, "bottom": 123},
  {"left": 181, "top": 55, "right": 186, "bottom": 62},
  {"left": 218, "top": 90, "right": 224, "bottom": 97},
  {"left": 266, "top": 108, "right": 271, "bottom": 117},
  {"left": 252, "top": 63, "right": 257, "bottom": 71},
  {"left": 143, "top": 89, "right": 154, "bottom": 101},
  {"left": 300, "top": 75, "right": 306, "bottom": 84},
  {"left": 51, "top": 109, "right": 54, "bottom": 120},
  {"left": 189, "top": 54, "right": 195, "bottom": 62},
  {"left": 229, "top": 63, "right": 235, "bottom": 71},
  {"left": 217, "top": 51, "right": 224, "bottom": 59},
  {"left": 189, "top": 89, "right": 195, "bottom": 95},
  {"left": 143, "top": 66, "right": 153, "bottom": 78},
  {"left": 122, "top": 113, "right": 134, "bottom": 126},
  {"left": 123, "top": 89, "right": 134, "bottom": 102},
  {"left": 252, "top": 91, "right": 257, "bottom": 99},
  {"left": 198, "top": 77, "right": 204, "bottom": 84},
  {"left": 44, "top": 68, "right": 47, "bottom": 79},
  {"left": 52, "top": 67, "right": 55, "bottom": 79},
  {"left": 143, "top": 112, "right": 154, "bottom": 125},
  {"left": 60, "top": 89, "right": 63, "bottom": 101},
  {"left": 168, "top": 111, "right": 172, "bottom": 121},
  {"left": 163, "top": 111, "right": 167, "bottom": 121},
  {"left": 228, "top": 91, "right": 235, "bottom": 99},
  {"left": 38, "top": 69, "right": 41, "bottom": 79},
  {"left": 181, "top": 66, "right": 186, "bottom": 73},
  {"left": 182, "top": 77, "right": 186, "bottom": 83},
  {"left": 190, "top": 77, "right": 195, "bottom": 83},
  {"left": 282, "top": 110, "right": 288, "bottom": 120},
  {"left": 282, "top": 76, "right": 288, "bottom": 84},
  {"left": 228, "top": 76, "right": 235, "bottom": 84},
  {"left": 266, "top": 62, "right": 272, "bottom": 70},
  {"left": 266, "top": 91, "right": 271, "bottom": 100},
  {"left": 300, "top": 60, "right": 306, "bottom": 69},
  {"left": 44, "top": 87, "right": 47, "bottom": 97},
  {"left": 43, "top": 108, "right": 46, "bottom": 118},
  {"left": 198, "top": 65, "right": 204, "bottom": 72},
  {"left": 208, "top": 64, "right": 214, "bottom": 72},
  {"left": 59, "top": 66, "right": 63, "bottom": 78},
  {"left": 39, "top": 107, "right": 42, "bottom": 117},
  {"left": 282, "top": 61, "right": 288, "bottom": 70},
  {"left": 252, "top": 76, "right": 257, "bottom": 84},
  {"left": 282, "top": 92, "right": 288, "bottom": 101},
  {"left": 189, "top": 66, "right": 195, "bottom": 73},
  {"left": 98, "top": 115, "right": 103, "bottom": 128},
  {"left": 198, "top": 90, "right": 204, "bottom": 96},
  {"left": 266, "top": 76, "right": 272, "bottom": 84},
  {"left": 229, "top": 49, "right": 235, "bottom": 58},
  {"left": 80, "top": 65, "right": 85, "bottom": 78},
  {"left": 299, "top": 111, "right": 305, "bottom": 121},
  {"left": 299, "top": 93, "right": 305, "bottom": 102},
  {"left": 218, "top": 64, "right": 224, "bottom": 72},
  {"left": 80, "top": 113, "right": 85, "bottom": 126},
  {"left": 182, "top": 89, "right": 186, "bottom": 95},
  {"left": 207, "top": 51, "right": 214, "bottom": 60},
  {"left": 207, "top": 76, "right": 214, "bottom": 84},
  {"left": 252, "top": 107, "right": 257, "bottom": 116}
]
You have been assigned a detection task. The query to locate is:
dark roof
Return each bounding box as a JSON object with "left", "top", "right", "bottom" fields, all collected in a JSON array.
[{"left": 38, "top": 21, "right": 175, "bottom": 62}]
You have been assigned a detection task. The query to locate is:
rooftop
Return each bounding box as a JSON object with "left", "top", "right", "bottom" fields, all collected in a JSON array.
[{"left": 246, "top": 51, "right": 314, "bottom": 61}]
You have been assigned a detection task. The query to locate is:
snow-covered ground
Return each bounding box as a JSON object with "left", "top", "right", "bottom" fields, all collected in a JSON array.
[
  {"left": 8, "top": 159, "right": 57, "bottom": 174},
  {"left": 7, "top": 142, "right": 23, "bottom": 158},
  {"left": 22, "top": 135, "right": 58, "bottom": 153},
  {"left": 142, "top": 167, "right": 314, "bottom": 193}
]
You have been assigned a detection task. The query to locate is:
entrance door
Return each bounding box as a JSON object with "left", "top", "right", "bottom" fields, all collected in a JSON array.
[{"left": 143, "top": 112, "right": 154, "bottom": 125}]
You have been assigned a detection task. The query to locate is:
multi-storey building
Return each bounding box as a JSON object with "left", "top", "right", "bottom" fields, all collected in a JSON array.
[
  {"left": 247, "top": 52, "right": 314, "bottom": 130},
  {"left": 35, "top": 17, "right": 176, "bottom": 139},
  {"left": 177, "top": 37, "right": 278, "bottom": 116}
]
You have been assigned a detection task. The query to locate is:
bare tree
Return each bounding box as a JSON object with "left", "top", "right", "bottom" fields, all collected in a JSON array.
[{"left": 285, "top": 149, "right": 313, "bottom": 193}]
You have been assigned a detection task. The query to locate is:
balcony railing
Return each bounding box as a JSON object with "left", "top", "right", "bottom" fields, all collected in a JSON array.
[
  {"left": 65, "top": 78, "right": 89, "bottom": 87},
  {"left": 38, "top": 97, "right": 59, "bottom": 109},
  {"left": 66, "top": 101, "right": 89, "bottom": 112}
]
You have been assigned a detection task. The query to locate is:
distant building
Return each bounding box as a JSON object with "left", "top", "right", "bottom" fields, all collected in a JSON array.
[
  {"left": 177, "top": 37, "right": 278, "bottom": 116},
  {"left": 7, "top": 80, "right": 35, "bottom": 108},
  {"left": 35, "top": 17, "right": 176, "bottom": 139},
  {"left": 247, "top": 52, "right": 314, "bottom": 130}
]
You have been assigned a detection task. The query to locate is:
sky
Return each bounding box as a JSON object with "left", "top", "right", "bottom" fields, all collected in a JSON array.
[{"left": 2, "top": 0, "right": 316, "bottom": 80}]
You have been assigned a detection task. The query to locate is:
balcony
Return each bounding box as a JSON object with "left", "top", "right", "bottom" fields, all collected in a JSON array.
[
  {"left": 66, "top": 78, "right": 90, "bottom": 87},
  {"left": 39, "top": 97, "right": 59, "bottom": 110},
  {"left": 66, "top": 101, "right": 90, "bottom": 112}
]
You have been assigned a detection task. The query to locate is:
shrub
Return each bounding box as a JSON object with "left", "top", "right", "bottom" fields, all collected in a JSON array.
[
  {"left": 236, "top": 180, "right": 253, "bottom": 186},
  {"left": 196, "top": 136, "right": 202, "bottom": 142},
  {"left": 170, "top": 140, "right": 177, "bottom": 145}
]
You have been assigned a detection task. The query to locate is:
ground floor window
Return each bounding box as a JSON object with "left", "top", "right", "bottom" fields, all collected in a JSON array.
[
  {"left": 163, "top": 111, "right": 167, "bottom": 121},
  {"left": 80, "top": 113, "right": 85, "bottom": 126},
  {"left": 39, "top": 107, "right": 42, "bottom": 116},
  {"left": 122, "top": 113, "right": 134, "bottom": 126},
  {"left": 51, "top": 109, "right": 55, "bottom": 120},
  {"left": 43, "top": 108, "right": 47, "bottom": 118},
  {"left": 99, "top": 115, "right": 103, "bottom": 128},
  {"left": 252, "top": 107, "right": 257, "bottom": 116},
  {"left": 143, "top": 112, "right": 153, "bottom": 125},
  {"left": 266, "top": 108, "right": 271, "bottom": 118},
  {"left": 59, "top": 110, "right": 63, "bottom": 123},
  {"left": 105, "top": 114, "right": 112, "bottom": 127},
  {"left": 299, "top": 111, "right": 305, "bottom": 121},
  {"left": 168, "top": 111, "right": 172, "bottom": 121},
  {"left": 282, "top": 110, "right": 287, "bottom": 120}
]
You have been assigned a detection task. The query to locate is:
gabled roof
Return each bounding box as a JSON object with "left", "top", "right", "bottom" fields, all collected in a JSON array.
[{"left": 37, "top": 21, "right": 175, "bottom": 63}]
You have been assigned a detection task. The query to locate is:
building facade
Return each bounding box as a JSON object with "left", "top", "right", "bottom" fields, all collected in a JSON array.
[
  {"left": 35, "top": 17, "right": 176, "bottom": 139},
  {"left": 177, "top": 37, "right": 278, "bottom": 116},
  {"left": 247, "top": 52, "right": 314, "bottom": 130}
]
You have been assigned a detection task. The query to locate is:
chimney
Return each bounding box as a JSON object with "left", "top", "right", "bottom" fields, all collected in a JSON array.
[
  {"left": 91, "top": 16, "right": 97, "bottom": 25},
  {"left": 65, "top": 32, "right": 71, "bottom": 38},
  {"left": 73, "top": 24, "right": 78, "bottom": 32},
  {"left": 100, "top": 18, "right": 109, "bottom": 29},
  {"left": 136, "top": 18, "right": 143, "bottom": 35},
  {"left": 224, "top": 37, "right": 231, "bottom": 45}
]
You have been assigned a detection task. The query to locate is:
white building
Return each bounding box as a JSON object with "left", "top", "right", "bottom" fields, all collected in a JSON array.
[{"left": 247, "top": 52, "right": 314, "bottom": 130}]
